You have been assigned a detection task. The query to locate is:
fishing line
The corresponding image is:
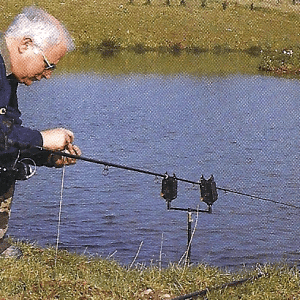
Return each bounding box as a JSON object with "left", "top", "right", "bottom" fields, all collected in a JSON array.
[
  {"left": 217, "top": 186, "right": 300, "bottom": 209},
  {"left": 55, "top": 164, "right": 66, "bottom": 269}
]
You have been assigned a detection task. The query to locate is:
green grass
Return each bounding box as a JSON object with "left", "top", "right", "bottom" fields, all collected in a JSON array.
[
  {"left": 0, "top": 241, "right": 298, "bottom": 299},
  {"left": 2, "top": 0, "right": 300, "bottom": 53},
  {"left": 2, "top": 0, "right": 300, "bottom": 73}
]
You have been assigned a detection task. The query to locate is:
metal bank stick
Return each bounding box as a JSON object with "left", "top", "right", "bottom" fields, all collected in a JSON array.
[{"left": 161, "top": 174, "right": 218, "bottom": 264}]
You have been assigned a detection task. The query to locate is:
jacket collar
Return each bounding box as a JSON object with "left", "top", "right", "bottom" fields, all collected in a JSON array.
[{"left": 0, "top": 32, "right": 12, "bottom": 76}]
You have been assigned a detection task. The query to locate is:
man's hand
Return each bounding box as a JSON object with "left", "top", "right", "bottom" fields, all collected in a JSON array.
[
  {"left": 50, "top": 144, "right": 81, "bottom": 168},
  {"left": 41, "top": 128, "right": 74, "bottom": 150},
  {"left": 41, "top": 128, "right": 82, "bottom": 168}
]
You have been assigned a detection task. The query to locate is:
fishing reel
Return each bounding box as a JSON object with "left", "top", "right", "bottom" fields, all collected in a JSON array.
[
  {"left": 14, "top": 160, "right": 35, "bottom": 180},
  {"left": 0, "top": 159, "right": 35, "bottom": 181}
]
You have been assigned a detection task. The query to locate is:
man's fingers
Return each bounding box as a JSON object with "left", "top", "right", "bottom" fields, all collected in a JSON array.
[
  {"left": 49, "top": 142, "right": 81, "bottom": 167},
  {"left": 72, "top": 145, "right": 82, "bottom": 156},
  {"left": 66, "top": 143, "right": 74, "bottom": 154},
  {"left": 65, "top": 129, "right": 74, "bottom": 144},
  {"left": 62, "top": 144, "right": 81, "bottom": 165}
]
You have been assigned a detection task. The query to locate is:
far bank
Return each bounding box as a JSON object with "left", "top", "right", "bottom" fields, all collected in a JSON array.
[{"left": 2, "top": 0, "right": 300, "bottom": 53}]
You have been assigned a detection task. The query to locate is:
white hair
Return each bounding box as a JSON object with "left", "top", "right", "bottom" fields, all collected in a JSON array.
[{"left": 5, "top": 6, "right": 75, "bottom": 52}]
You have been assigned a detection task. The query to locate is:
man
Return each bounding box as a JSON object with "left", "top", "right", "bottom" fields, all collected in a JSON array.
[{"left": 0, "top": 6, "right": 81, "bottom": 258}]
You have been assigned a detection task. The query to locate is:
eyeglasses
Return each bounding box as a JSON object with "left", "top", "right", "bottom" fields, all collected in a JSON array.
[
  {"left": 41, "top": 53, "right": 56, "bottom": 71},
  {"left": 34, "top": 46, "right": 56, "bottom": 71}
]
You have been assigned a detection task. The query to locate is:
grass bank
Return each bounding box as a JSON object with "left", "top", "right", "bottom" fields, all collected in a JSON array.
[
  {"left": 2, "top": 0, "right": 300, "bottom": 73},
  {"left": 2, "top": 0, "right": 300, "bottom": 59},
  {"left": 0, "top": 241, "right": 298, "bottom": 299}
]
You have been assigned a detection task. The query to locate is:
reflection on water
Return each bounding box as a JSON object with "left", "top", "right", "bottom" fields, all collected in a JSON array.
[
  {"left": 59, "top": 51, "right": 262, "bottom": 76},
  {"left": 9, "top": 68, "right": 300, "bottom": 269}
]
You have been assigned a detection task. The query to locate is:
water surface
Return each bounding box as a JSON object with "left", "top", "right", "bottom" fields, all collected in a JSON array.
[{"left": 10, "top": 72, "right": 300, "bottom": 269}]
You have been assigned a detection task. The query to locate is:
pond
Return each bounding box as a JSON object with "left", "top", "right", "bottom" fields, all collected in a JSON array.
[{"left": 8, "top": 52, "right": 300, "bottom": 269}]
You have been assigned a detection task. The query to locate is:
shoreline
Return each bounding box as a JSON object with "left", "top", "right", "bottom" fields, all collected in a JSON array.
[{"left": 0, "top": 240, "right": 298, "bottom": 299}]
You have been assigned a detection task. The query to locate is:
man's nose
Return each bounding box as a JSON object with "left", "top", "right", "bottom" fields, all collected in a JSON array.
[
  {"left": 43, "top": 70, "right": 52, "bottom": 79},
  {"left": 35, "top": 74, "right": 43, "bottom": 81},
  {"left": 44, "top": 73, "right": 51, "bottom": 79}
]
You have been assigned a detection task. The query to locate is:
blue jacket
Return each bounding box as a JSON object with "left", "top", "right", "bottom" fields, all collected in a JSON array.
[{"left": 0, "top": 54, "right": 46, "bottom": 165}]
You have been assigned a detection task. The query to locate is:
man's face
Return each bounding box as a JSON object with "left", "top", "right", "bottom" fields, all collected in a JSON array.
[{"left": 14, "top": 39, "right": 67, "bottom": 86}]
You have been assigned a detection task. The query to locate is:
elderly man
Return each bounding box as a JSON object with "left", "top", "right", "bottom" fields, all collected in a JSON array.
[{"left": 0, "top": 6, "right": 81, "bottom": 258}]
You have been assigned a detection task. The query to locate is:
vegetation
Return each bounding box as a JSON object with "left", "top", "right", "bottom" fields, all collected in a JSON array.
[
  {"left": 259, "top": 48, "right": 300, "bottom": 74},
  {"left": 1, "top": 0, "right": 300, "bottom": 72},
  {"left": 0, "top": 241, "right": 298, "bottom": 299}
]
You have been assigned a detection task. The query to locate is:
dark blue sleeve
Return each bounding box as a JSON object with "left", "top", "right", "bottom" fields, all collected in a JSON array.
[
  {"left": 0, "top": 56, "right": 43, "bottom": 156},
  {"left": 5, "top": 74, "right": 43, "bottom": 148}
]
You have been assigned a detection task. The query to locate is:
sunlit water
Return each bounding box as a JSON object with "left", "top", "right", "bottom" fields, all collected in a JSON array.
[{"left": 9, "top": 73, "right": 300, "bottom": 269}]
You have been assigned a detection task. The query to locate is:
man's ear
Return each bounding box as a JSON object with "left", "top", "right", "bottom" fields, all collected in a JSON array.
[{"left": 18, "top": 37, "right": 33, "bottom": 54}]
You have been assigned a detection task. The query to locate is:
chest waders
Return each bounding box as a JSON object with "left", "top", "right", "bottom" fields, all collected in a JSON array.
[{"left": 0, "top": 112, "right": 33, "bottom": 253}]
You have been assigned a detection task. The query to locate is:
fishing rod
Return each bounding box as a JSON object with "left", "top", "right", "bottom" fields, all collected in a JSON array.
[
  {"left": 40, "top": 147, "right": 300, "bottom": 210},
  {"left": 5, "top": 140, "right": 299, "bottom": 210}
]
